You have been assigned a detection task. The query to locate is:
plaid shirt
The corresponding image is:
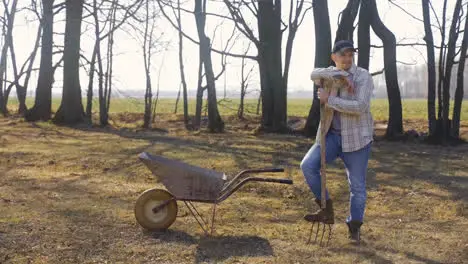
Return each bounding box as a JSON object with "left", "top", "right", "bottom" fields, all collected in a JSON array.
[{"left": 310, "top": 64, "right": 374, "bottom": 152}]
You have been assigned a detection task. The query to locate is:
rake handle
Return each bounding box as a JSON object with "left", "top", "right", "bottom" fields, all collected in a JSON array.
[{"left": 320, "top": 79, "right": 327, "bottom": 209}]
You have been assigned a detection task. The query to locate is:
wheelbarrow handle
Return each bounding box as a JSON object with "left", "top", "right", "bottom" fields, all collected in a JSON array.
[
  {"left": 217, "top": 177, "right": 294, "bottom": 203},
  {"left": 257, "top": 178, "right": 293, "bottom": 184},
  {"left": 242, "top": 168, "right": 285, "bottom": 174}
]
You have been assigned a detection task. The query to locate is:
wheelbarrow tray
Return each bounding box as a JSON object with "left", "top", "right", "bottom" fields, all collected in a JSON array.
[{"left": 138, "top": 152, "right": 227, "bottom": 202}]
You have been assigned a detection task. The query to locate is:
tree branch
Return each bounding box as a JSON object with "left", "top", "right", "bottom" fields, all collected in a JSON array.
[
  {"left": 371, "top": 68, "right": 384, "bottom": 76},
  {"left": 223, "top": 0, "right": 259, "bottom": 45},
  {"left": 428, "top": 0, "right": 443, "bottom": 35},
  {"left": 156, "top": 0, "right": 257, "bottom": 60},
  {"left": 370, "top": 42, "right": 445, "bottom": 49}
]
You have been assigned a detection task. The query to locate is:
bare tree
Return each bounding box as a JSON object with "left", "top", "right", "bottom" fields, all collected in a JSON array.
[
  {"left": 157, "top": 0, "right": 239, "bottom": 131},
  {"left": 391, "top": 0, "right": 465, "bottom": 142},
  {"left": 174, "top": 82, "right": 181, "bottom": 114},
  {"left": 102, "top": 0, "right": 118, "bottom": 126},
  {"left": 216, "top": 0, "right": 310, "bottom": 132},
  {"left": 152, "top": 53, "right": 166, "bottom": 124},
  {"left": 25, "top": 0, "right": 55, "bottom": 121},
  {"left": 12, "top": 0, "right": 43, "bottom": 115},
  {"left": 0, "top": 0, "right": 18, "bottom": 115},
  {"left": 437, "top": 0, "right": 448, "bottom": 121},
  {"left": 452, "top": 7, "right": 467, "bottom": 139},
  {"left": 142, "top": 0, "right": 156, "bottom": 128},
  {"left": 3, "top": 0, "right": 33, "bottom": 114},
  {"left": 358, "top": 0, "right": 371, "bottom": 69},
  {"left": 368, "top": 0, "right": 403, "bottom": 138},
  {"left": 422, "top": 0, "right": 436, "bottom": 137},
  {"left": 195, "top": 0, "right": 224, "bottom": 132},
  {"left": 440, "top": 0, "right": 462, "bottom": 142},
  {"left": 175, "top": 0, "right": 189, "bottom": 126},
  {"left": 238, "top": 42, "right": 254, "bottom": 119},
  {"left": 304, "top": 0, "right": 331, "bottom": 137},
  {"left": 335, "top": 0, "right": 360, "bottom": 43},
  {"left": 53, "top": 0, "right": 85, "bottom": 124},
  {"left": 86, "top": 0, "right": 143, "bottom": 125}
]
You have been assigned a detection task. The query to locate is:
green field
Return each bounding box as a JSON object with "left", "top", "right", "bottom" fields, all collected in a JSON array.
[{"left": 9, "top": 97, "right": 468, "bottom": 122}]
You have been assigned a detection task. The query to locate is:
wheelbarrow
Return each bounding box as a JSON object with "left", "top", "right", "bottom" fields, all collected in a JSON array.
[{"left": 134, "top": 152, "right": 293, "bottom": 235}]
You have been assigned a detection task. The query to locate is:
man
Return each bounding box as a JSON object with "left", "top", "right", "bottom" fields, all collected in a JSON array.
[{"left": 301, "top": 40, "right": 374, "bottom": 242}]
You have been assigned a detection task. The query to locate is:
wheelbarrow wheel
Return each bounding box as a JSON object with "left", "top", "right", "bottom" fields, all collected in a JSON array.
[{"left": 134, "top": 188, "right": 178, "bottom": 231}]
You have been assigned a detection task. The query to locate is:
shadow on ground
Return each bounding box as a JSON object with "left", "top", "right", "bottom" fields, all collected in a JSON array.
[{"left": 145, "top": 230, "right": 274, "bottom": 263}]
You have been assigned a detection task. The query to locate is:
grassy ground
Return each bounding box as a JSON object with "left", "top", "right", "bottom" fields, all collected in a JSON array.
[{"left": 1, "top": 99, "right": 468, "bottom": 263}]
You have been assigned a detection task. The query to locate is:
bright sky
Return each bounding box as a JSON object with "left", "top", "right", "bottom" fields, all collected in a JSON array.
[{"left": 2, "top": 0, "right": 459, "bottom": 97}]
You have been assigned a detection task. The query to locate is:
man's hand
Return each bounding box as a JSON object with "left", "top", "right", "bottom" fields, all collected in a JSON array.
[
  {"left": 313, "top": 78, "right": 323, "bottom": 87},
  {"left": 342, "top": 76, "right": 354, "bottom": 93},
  {"left": 317, "top": 88, "right": 329, "bottom": 104}
]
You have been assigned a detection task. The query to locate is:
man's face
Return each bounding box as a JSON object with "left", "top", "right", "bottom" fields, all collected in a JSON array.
[{"left": 331, "top": 49, "right": 354, "bottom": 70}]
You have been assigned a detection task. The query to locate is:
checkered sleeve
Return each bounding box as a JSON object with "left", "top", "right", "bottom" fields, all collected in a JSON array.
[
  {"left": 310, "top": 67, "right": 349, "bottom": 82},
  {"left": 326, "top": 72, "right": 374, "bottom": 115}
]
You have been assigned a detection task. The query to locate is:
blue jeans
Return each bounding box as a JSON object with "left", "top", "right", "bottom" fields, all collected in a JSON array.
[{"left": 300, "top": 131, "right": 371, "bottom": 223}]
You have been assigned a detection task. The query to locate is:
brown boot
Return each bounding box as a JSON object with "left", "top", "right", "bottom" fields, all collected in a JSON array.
[{"left": 304, "top": 199, "right": 334, "bottom": 224}]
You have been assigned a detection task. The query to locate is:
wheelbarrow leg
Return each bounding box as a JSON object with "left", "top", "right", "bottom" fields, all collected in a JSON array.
[
  {"left": 184, "top": 201, "right": 209, "bottom": 235},
  {"left": 210, "top": 203, "right": 217, "bottom": 236},
  {"left": 183, "top": 201, "right": 218, "bottom": 236}
]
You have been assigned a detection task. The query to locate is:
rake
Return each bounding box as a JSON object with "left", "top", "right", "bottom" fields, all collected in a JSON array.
[{"left": 306, "top": 75, "right": 349, "bottom": 246}]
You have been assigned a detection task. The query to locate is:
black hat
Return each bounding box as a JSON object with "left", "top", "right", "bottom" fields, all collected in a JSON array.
[{"left": 332, "top": 40, "right": 357, "bottom": 54}]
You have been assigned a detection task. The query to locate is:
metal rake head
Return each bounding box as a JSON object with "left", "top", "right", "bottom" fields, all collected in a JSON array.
[{"left": 306, "top": 222, "right": 333, "bottom": 247}]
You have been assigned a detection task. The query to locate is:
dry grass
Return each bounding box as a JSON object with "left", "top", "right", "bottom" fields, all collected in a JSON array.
[{"left": 0, "top": 113, "right": 468, "bottom": 264}]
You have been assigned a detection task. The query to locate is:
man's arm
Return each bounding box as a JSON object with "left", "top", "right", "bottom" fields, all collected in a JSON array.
[
  {"left": 310, "top": 67, "right": 349, "bottom": 83},
  {"left": 326, "top": 71, "right": 374, "bottom": 115}
]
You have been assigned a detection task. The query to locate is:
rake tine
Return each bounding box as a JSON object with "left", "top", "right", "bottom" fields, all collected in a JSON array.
[
  {"left": 326, "top": 224, "right": 333, "bottom": 246},
  {"left": 314, "top": 221, "right": 321, "bottom": 243},
  {"left": 319, "top": 223, "right": 326, "bottom": 246},
  {"left": 306, "top": 222, "right": 315, "bottom": 244}
]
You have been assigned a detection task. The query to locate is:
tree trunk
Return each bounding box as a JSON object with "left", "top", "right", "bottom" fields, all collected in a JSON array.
[
  {"left": 176, "top": 0, "right": 189, "bottom": 127},
  {"left": 194, "top": 57, "right": 203, "bottom": 129},
  {"left": 100, "top": 1, "right": 117, "bottom": 126},
  {"left": 106, "top": 2, "right": 117, "bottom": 121},
  {"left": 143, "top": 68, "right": 153, "bottom": 128},
  {"left": 442, "top": 0, "right": 462, "bottom": 141},
  {"left": 21, "top": 21, "right": 42, "bottom": 113},
  {"left": 238, "top": 54, "right": 248, "bottom": 119},
  {"left": 304, "top": 0, "right": 332, "bottom": 137},
  {"left": 368, "top": 0, "right": 403, "bottom": 138},
  {"left": 143, "top": 0, "right": 152, "bottom": 129},
  {"left": 53, "top": 0, "right": 85, "bottom": 124},
  {"left": 92, "top": 0, "right": 106, "bottom": 126},
  {"left": 7, "top": 25, "right": 27, "bottom": 114},
  {"left": 283, "top": 0, "right": 308, "bottom": 94},
  {"left": 194, "top": 0, "right": 224, "bottom": 132},
  {"left": 257, "top": 0, "right": 287, "bottom": 133},
  {"left": 422, "top": 0, "right": 436, "bottom": 138},
  {"left": 437, "top": 0, "right": 448, "bottom": 121},
  {"left": 0, "top": 0, "right": 18, "bottom": 115},
  {"left": 335, "top": 0, "right": 360, "bottom": 42},
  {"left": 452, "top": 11, "right": 467, "bottom": 139},
  {"left": 256, "top": 90, "right": 262, "bottom": 115},
  {"left": 174, "top": 83, "right": 181, "bottom": 114},
  {"left": 8, "top": 34, "right": 27, "bottom": 114},
  {"left": 86, "top": 42, "right": 98, "bottom": 121},
  {"left": 26, "top": 0, "right": 54, "bottom": 121},
  {"left": 358, "top": 0, "right": 371, "bottom": 70}
]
